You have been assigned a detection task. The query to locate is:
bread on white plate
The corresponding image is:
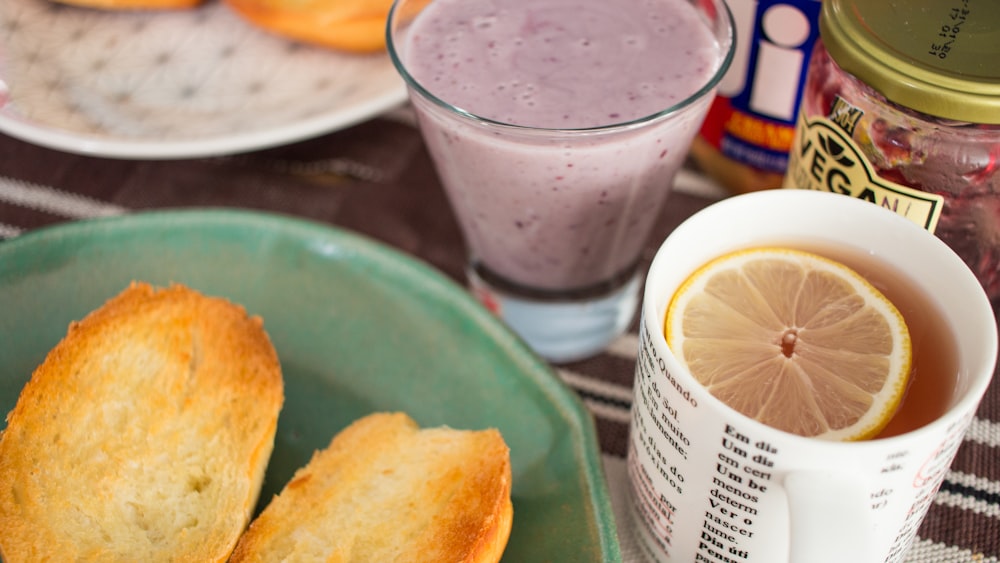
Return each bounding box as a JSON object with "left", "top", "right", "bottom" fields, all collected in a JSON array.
[
  {"left": 49, "top": 0, "right": 205, "bottom": 10},
  {"left": 0, "top": 282, "right": 284, "bottom": 562},
  {"left": 230, "top": 411, "right": 513, "bottom": 563},
  {"left": 224, "top": 0, "right": 428, "bottom": 53}
]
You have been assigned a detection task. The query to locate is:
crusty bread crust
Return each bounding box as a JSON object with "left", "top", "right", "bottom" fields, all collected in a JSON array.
[
  {"left": 0, "top": 282, "right": 284, "bottom": 562},
  {"left": 230, "top": 412, "right": 513, "bottom": 563},
  {"left": 224, "top": 0, "right": 414, "bottom": 53},
  {"left": 49, "top": 0, "right": 204, "bottom": 9}
]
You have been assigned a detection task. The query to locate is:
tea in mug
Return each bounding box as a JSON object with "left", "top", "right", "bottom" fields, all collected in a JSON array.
[
  {"left": 811, "top": 242, "right": 960, "bottom": 439},
  {"left": 664, "top": 242, "right": 959, "bottom": 440}
]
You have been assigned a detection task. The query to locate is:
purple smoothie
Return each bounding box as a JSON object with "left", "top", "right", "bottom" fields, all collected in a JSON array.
[{"left": 396, "top": 0, "right": 727, "bottom": 291}]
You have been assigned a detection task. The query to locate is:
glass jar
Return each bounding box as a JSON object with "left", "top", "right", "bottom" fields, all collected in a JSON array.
[{"left": 783, "top": 0, "right": 1000, "bottom": 301}]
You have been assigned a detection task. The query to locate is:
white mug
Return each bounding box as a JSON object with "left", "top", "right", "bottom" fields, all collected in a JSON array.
[{"left": 626, "top": 190, "right": 998, "bottom": 563}]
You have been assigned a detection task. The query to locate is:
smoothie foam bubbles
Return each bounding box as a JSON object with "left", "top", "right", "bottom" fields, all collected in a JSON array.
[
  {"left": 389, "top": 0, "right": 733, "bottom": 361},
  {"left": 401, "top": 0, "right": 723, "bottom": 129}
]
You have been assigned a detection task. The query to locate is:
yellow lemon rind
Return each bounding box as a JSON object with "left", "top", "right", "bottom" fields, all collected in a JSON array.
[{"left": 665, "top": 247, "right": 912, "bottom": 442}]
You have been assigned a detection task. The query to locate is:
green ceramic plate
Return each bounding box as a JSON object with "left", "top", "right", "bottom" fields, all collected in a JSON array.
[{"left": 0, "top": 210, "right": 621, "bottom": 562}]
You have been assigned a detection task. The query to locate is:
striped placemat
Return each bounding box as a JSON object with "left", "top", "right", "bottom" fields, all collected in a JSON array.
[{"left": 1, "top": 120, "right": 997, "bottom": 562}]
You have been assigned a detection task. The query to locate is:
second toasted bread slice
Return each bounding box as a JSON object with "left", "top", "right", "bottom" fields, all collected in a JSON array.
[
  {"left": 0, "top": 282, "right": 284, "bottom": 562},
  {"left": 230, "top": 412, "right": 513, "bottom": 563}
]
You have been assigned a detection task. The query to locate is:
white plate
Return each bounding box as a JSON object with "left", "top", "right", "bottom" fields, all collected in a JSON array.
[{"left": 0, "top": 0, "right": 407, "bottom": 159}]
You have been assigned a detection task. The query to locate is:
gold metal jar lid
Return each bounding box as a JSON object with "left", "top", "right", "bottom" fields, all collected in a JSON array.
[{"left": 820, "top": 0, "right": 1000, "bottom": 124}]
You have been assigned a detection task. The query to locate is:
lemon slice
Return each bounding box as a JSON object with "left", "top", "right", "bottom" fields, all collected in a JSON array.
[{"left": 665, "top": 247, "right": 912, "bottom": 441}]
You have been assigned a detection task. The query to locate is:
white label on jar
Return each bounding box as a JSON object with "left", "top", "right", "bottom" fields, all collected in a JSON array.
[{"left": 783, "top": 111, "right": 944, "bottom": 232}]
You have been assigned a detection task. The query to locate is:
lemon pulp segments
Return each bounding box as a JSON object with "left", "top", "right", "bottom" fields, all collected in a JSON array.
[{"left": 664, "top": 247, "right": 912, "bottom": 441}]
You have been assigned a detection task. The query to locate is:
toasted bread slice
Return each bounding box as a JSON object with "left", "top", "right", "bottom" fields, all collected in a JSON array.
[
  {"left": 0, "top": 282, "right": 284, "bottom": 562},
  {"left": 230, "top": 412, "right": 513, "bottom": 563},
  {"left": 49, "top": 0, "right": 204, "bottom": 10},
  {"left": 224, "top": 0, "right": 422, "bottom": 53}
]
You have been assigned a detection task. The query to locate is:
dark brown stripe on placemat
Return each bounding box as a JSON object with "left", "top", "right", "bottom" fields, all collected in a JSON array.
[
  {"left": 563, "top": 352, "right": 640, "bottom": 389},
  {"left": 595, "top": 417, "right": 630, "bottom": 458},
  {"left": 918, "top": 501, "right": 1000, "bottom": 558},
  {"left": 949, "top": 441, "right": 1000, "bottom": 482}
]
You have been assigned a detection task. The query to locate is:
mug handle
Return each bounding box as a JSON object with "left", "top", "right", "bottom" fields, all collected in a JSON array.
[{"left": 785, "top": 471, "right": 874, "bottom": 562}]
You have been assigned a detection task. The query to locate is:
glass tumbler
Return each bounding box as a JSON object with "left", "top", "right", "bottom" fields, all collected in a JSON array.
[{"left": 388, "top": 0, "right": 734, "bottom": 362}]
